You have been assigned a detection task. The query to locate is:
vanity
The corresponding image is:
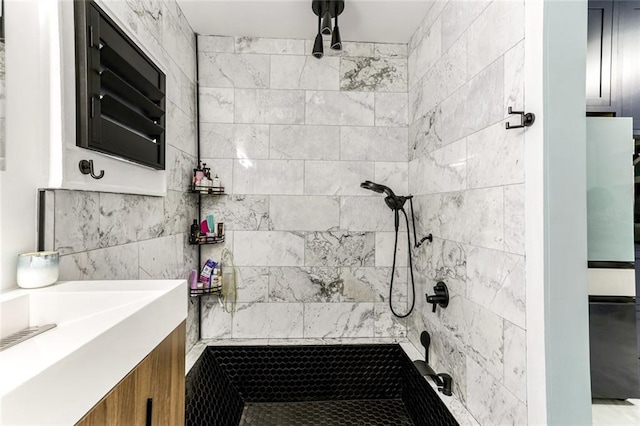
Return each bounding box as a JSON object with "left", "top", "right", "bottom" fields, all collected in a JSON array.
[{"left": 0, "top": 280, "right": 187, "bottom": 425}]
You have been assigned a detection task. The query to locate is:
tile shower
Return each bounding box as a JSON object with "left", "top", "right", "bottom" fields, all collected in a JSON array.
[{"left": 41, "top": 0, "right": 529, "bottom": 424}]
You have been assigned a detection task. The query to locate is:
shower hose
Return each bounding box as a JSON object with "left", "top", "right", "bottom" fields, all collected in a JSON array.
[{"left": 389, "top": 206, "right": 416, "bottom": 318}]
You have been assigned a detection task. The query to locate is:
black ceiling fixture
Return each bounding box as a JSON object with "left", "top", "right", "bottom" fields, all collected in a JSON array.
[{"left": 312, "top": 0, "right": 344, "bottom": 58}]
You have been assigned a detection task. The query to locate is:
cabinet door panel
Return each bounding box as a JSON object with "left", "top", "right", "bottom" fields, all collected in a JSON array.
[
  {"left": 587, "top": 1, "right": 614, "bottom": 107},
  {"left": 619, "top": 1, "right": 640, "bottom": 135}
]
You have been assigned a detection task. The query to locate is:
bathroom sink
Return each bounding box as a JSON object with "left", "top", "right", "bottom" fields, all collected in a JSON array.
[{"left": 0, "top": 279, "right": 186, "bottom": 425}]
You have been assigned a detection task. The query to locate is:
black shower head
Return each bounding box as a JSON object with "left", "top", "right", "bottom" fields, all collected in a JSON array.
[{"left": 360, "top": 181, "right": 408, "bottom": 211}]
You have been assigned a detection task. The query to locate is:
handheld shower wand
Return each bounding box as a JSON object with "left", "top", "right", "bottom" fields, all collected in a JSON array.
[{"left": 360, "top": 180, "right": 431, "bottom": 318}]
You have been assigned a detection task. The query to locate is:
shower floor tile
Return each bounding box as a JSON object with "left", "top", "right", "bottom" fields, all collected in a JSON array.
[{"left": 239, "top": 399, "right": 414, "bottom": 426}]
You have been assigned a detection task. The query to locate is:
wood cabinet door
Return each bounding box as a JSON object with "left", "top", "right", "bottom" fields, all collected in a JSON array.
[{"left": 76, "top": 322, "right": 186, "bottom": 426}]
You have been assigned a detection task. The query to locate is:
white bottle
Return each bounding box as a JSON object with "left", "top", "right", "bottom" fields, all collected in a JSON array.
[{"left": 212, "top": 174, "right": 221, "bottom": 187}]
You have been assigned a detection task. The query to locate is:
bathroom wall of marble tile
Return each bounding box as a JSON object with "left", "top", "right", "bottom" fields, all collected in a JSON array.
[
  {"left": 46, "top": 0, "right": 201, "bottom": 352},
  {"left": 406, "top": 1, "right": 527, "bottom": 424},
  {"left": 197, "top": 35, "right": 410, "bottom": 341}
]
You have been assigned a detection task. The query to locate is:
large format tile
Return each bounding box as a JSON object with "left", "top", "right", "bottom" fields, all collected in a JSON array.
[
  {"left": 304, "top": 303, "right": 375, "bottom": 338},
  {"left": 340, "top": 267, "right": 408, "bottom": 304},
  {"left": 409, "top": 107, "right": 442, "bottom": 160},
  {"left": 373, "top": 303, "right": 407, "bottom": 338},
  {"left": 200, "top": 123, "right": 269, "bottom": 159},
  {"left": 340, "top": 127, "right": 408, "bottom": 162},
  {"left": 305, "top": 161, "right": 374, "bottom": 196},
  {"left": 408, "top": 138, "right": 466, "bottom": 195},
  {"left": 54, "top": 190, "right": 100, "bottom": 255},
  {"left": 201, "top": 194, "right": 270, "bottom": 231},
  {"left": 233, "top": 159, "right": 304, "bottom": 195},
  {"left": 235, "top": 36, "right": 305, "bottom": 55},
  {"left": 375, "top": 93, "right": 408, "bottom": 127},
  {"left": 99, "top": 193, "right": 164, "bottom": 247},
  {"left": 198, "top": 52, "right": 270, "bottom": 88},
  {"left": 305, "top": 91, "right": 374, "bottom": 126},
  {"left": 375, "top": 232, "right": 409, "bottom": 268},
  {"left": 235, "top": 89, "right": 305, "bottom": 124},
  {"left": 200, "top": 300, "right": 232, "bottom": 339},
  {"left": 268, "top": 267, "right": 342, "bottom": 302},
  {"left": 269, "top": 196, "right": 340, "bottom": 231},
  {"left": 340, "top": 197, "right": 396, "bottom": 232},
  {"left": 235, "top": 267, "right": 270, "bottom": 303},
  {"left": 271, "top": 55, "right": 340, "bottom": 90},
  {"left": 198, "top": 35, "right": 234, "bottom": 53},
  {"left": 504, "top": 184, "right": 525, "bottom": 255},
  {"left": 234, "top": 231, "right": 305, "bottom": 266},
  {"left": 414, "top": 237, "right": 467, "bottom": 297},
  {"left": 58, "top": 243, "right": 139, "bottom": 281},
  {"left": 305, "top": 231, "right": 375, "bottom": 267},
  {"left": 340, "top": 57, "right": 408, "bottom": 92},
  {"left": 270, "top": 125, "right": 340, "bottom": 161},
  {"left": 408, "top": 17, "right": 442, "bottom": 89},
  {"left": 199, "top": 87, "right": 234, "bottom": 123},
  {"left": 374, "top": 162, "right": 409, "bottom": 196},
  {"left": 466, "top": 247, "right": 526, "bottom": 329},
  {"left": 503, "top": 321, "right": 527, "bottom": 403},
  {"left": 233, "top": 303, "right": 304, "bottom": 338},
  {"left": 440, "top": 0, "right": 490, "bottom": 53},
  {"left": 504, "top": 41, "right": 525, "bottom": 112},
  {"left": 138, "top": 235, "right": 179, "bottom": 279}
]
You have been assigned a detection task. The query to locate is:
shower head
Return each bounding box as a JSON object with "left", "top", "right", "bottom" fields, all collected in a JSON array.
[{"left": 360, "top": 180, "right": 407, "bottom": 211}]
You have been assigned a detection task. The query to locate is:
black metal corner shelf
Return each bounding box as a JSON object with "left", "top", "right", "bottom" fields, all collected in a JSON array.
[
  {"left": 189, "top": 184, "right": 225, "bottom": 195},
  {"left": 190, "top": 285, "right": 222, "bottom": 298},
  {"left": 189, "top": 236, "right": 226, "bottom": 245}
]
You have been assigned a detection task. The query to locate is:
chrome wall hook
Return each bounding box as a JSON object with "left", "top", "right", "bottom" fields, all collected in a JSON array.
[
  {"left": 79, "top": 159, "right": 105, "bottom": 179},
  {"left": 506, "top": 106, "right": 535, "bottom": 129}
]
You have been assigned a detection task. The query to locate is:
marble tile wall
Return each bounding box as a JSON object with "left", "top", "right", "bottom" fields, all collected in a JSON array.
[
  {"left": 47, "top": 0, "right": 200, "bottom": 351},
  {"left": 197, "top": 35, "right": 410, "bottom": 341},
  {"left": 406, "top": 1, "right": 527, "bottom": 424}
]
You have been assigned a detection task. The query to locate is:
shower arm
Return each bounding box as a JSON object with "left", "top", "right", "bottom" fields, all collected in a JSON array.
[{"left": 408, "top": 196, "right": 433, "bottom": 248}]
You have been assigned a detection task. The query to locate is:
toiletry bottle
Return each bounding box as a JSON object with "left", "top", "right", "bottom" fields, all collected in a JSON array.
[
  {"left": 212, "top": 174, "right": 221, "bottom": 188},
  {"left": 190, "top": 219, "right": 199, "bottom": 243}
]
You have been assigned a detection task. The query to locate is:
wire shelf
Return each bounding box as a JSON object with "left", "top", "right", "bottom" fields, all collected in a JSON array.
[
  {"left": 189, "top": 184, "right": 225, "bottom": 195},
  {"left": 189, "top": 235, "right": 225, "bottom": 245},
  {"left": 189, "top": 284, "right": 222, "bottom": 297}
]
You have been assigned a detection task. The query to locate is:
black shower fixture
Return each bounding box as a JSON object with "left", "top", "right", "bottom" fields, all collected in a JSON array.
[{"left": 312, "top": 0, "right": 344, "bottom": 57}]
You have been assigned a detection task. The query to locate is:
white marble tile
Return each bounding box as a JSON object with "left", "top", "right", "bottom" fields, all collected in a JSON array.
[
  {"left": 198, "top": 52, "right": 269, "bottom": 88},
  {"left": 503, "top": 321, "right": 527, "bottom": 403},
  {"left": 305, "top": 91, "right": 374, "bottom": 126},
  {"left": 162, "top": 5, "right": 195, "bottom": 79},
  {"left": 467, "top": 0, "right": 524, "bottom": 78},
  {"left": 166, "top": 145, "right": 195, "bottom": 192},
  {"left": 99, "top": 193, "right": 164, "bottom": 247},
  {"left": 374, "top": 303, "right": 407, "bottom": 338},
  {"left": 467, "top": 246, "right": 526, "bottom": 329},
  {"left": 408, "top": 138, "right": 466, "bottom": 195},
  {"left": 375, "top": 232, "right": 409, "bottom": 268},
  {"left": 408, "top": 1, "right": 446, "bottom": 56},
  {"left": 408, "top": 17, "right": 442, "bottom": 89},
  {"left": 374, "top": 162, "right": 408, "bottom": 196},
  {"left": 236, "top": 89, "right": 305, "bottom": 124},
  {"left": 304, "top": 161, "right": 374, "bottom": 196},
  {"left": 439, "top": 294, "right": 504, "bottom": 380},
  {"left": 199, "top": 87, "right": 234, "bottom": 123},
  {"left": 138, "top": 235, "right": 179, "bottom": 279},
  {"left": 186, "top": 319, "right": 203, "bottom": 369},
  {"left": 235, "top": 267, "right": 269, "bottom": 303},
  {"left": 340, "top": 57, "right": 408, "bottom": 92},
  {"left": 409, "top": 107, "right": 442, "bottom": 160},
  {"left": 54, "top": 190, "right": 100, "bottom": 255},
  {"left": 166, "top": 101, "right": 196, "bottom": 157},
  {"left": 200, "top": 123, "right": 269, "bottom": 159},
  {"left": 58, "top": 243, "right": 139, "bottom": 281},
  {"left": 374, "top": 43, "right": 408, "bottom": 58},
  {"left": 269, "top": 196, "right": 340, "bottom": 231},
  {"left": 504, "top": 40, "right": 525, "bottom": 112},
  {"left": 504, "top": 184, "right": 525, "bottom": 255},
  {"left": 270, "top": 55, "right": 340, "bottom": 90},
  {"left": 233, "top": 303, "right": 304, "bottom": 338},
  {"left": 186, "top": 340, "right": 207, "bottom": 373},
  {"left": 466, "top": 121, "right": 524, "bottom": 189},
  {"left": 304, "top": 40, "right": 375, "bottom": 58},
  {"left": 235, "top": 36, "right": 305, "bottom": 55},
  {"left": 233, "top": 159, "right": 304, "bottom": 195},
  {"left": 466, "top": 357, "right": 527, "bottom": 425},
  {"left": 200, "top": 298, "right": 232, "bottom": 339},
  {"left": 340, "top": 197, "right": 396, "bottom": 232},
  {"left": 200, "top": 231, "right": 234, "bottom": 265},
  {"left": 305, "top": 231, "right": 375, "bottom": 267},
  {"left": 414, "top": 237, "right": 467, "bottom": 297},
  {"left": 340, "top": 267, "right": 408, "bottom": 305},
  {"left": 374, "top": 93, "right": 408, "bottom": 127},
  {"left": 412, "top": 34, "right": 467, "bottom": 118},
  {"left": 198, "top": 35, "right": 234, "bottom": 53},
  {"left": 201, "top": 194, "right": 270, "bottom": 231},
  {"left": 440, "top": 0, "right": 490, "bottom": 53},
  {"left": 440, "top": 57, "right": 504, "bottom": 145},
  {"left": 340, "top": 126, "right": 408, "bottom": 162},
  {"left": 178, "top": 233, "right": 198, "bottom": 278},
  {"left": 270, "top": 125, "right": 340, "bottom": 161},
  {"left": 234, "top": 231, "right": 305, "bottom": 266},
  {"left": 268, "top": 267, "right": 342, "bottom": 302},
  {"left": 304, "top": 303, "right": 375, "bottom": 338},
  {"left": 166, "top": 59, "right": 195, "bottom": 119}
]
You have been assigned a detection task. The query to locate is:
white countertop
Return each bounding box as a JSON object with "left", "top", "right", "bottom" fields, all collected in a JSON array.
[{"left": 0, "top": 280, "right": 187, "bottom": 425}]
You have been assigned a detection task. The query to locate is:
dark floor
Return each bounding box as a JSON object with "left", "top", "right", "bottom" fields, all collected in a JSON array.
[{"left": 239, "top": 399, "right": 415, "bottom": 426}]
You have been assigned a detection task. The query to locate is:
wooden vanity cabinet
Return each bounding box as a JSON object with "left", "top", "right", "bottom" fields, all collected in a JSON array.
[{"left": 76, "top": 322, "right": 185, "bottom": 426}]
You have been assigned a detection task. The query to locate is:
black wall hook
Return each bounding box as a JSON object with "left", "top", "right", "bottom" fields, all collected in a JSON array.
[
  {"left": 79, "top": 159, "right": 105, "bottom": 179},
  {"left": 506, "top": 106, "right": 535, "bottom": 129}
]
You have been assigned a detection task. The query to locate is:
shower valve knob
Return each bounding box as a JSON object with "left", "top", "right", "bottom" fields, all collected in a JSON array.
[{"left": 426, "top": 281, "right": 449, "bottom": 313}]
